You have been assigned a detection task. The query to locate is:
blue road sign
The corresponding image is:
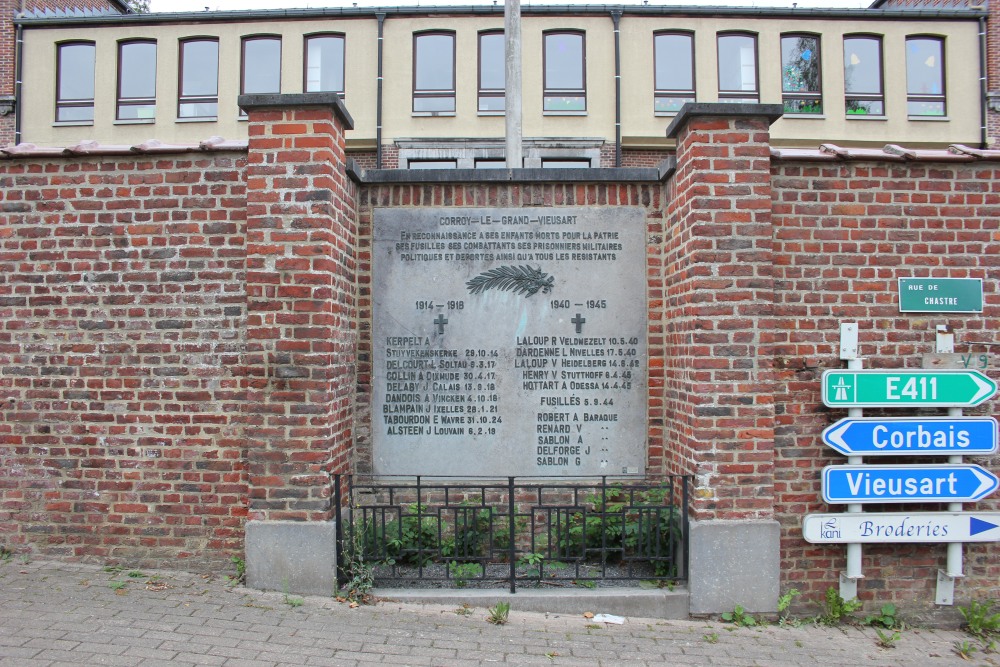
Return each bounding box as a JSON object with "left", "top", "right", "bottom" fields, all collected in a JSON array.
[
  {"left": 822, "top": 464, "right": 999, "bottom": 504},
  {"left": 822, "top": 417, "right": 999, "bottom": 457}
]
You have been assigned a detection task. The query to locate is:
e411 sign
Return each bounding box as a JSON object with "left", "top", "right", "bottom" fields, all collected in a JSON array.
[{"left": 822, "top": 370, "right": 997, "bottom": 408}]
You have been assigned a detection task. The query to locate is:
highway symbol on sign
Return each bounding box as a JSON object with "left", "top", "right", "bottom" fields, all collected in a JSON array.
[
  {"left": 802, "top": 512, "right": 1000, "bottom": 544},
  {"left": 822, "top": 464, "right": 999, "bottom": 504},
  {"left": 822, "top": 417, "right": 998, "bottom": 457},
  {"left": 821, "top": 369, "right": 997, "bottom": 408}
]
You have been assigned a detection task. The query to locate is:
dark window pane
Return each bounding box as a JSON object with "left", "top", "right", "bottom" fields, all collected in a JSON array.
[
  {"left": 846, "top": 99, "right": 883, "bottom": 115},
  {"left": 59, "top": 43, "right": 95, "bottom": 101},
  {"left": 544, "top": 95, "right": 585, "bottom": 112},
  {"left": 181, "top": 40, "right": 219, "bottom": 97},
  {"left": 179, "top": 101, "right": 218, "bottom": 118},
  {"left": 781, "top": 36, "right": 819, "bottom": 94},
  {"left": 243, "top": 38, "right": 281, "bottom": 94},
  {"left": 480, "top": 32, "right": 504, "bottom": 90},
  {"left": 718, "top": 35, "right": 756, "bottom": 93},
  {"left": 844, "top": 38, "right": 881, "bottom": 95},
  {"left": 906, "top": 38, "right": 943, "bottom": 96},
  {"left": 117, "top": 103, "right": 156, "bottom": 120},
  {"left": 56, "top": 105, "right": 94, "bottom": 122},
  {"left": 655, "top": 95, "right": 694, "bottom": 114},
  {"left": 654, "top": 34, "right": 693, "bottom": 91},
  {"left": 120, "top": 41, "right": 156, "bottom": 99},
  {"left": 542, "top": 159, "right": 590, "bottom": 169},
  {"left": 545, "top": 33, "right": 583, "bottom": 90},
  {"left": 306, "top": 35, "right": 344, "bottom": 93},
  {"left": 479, "top": 96, "right": 505, "bottom": 112},
  {"left": 415, "top": 34, "right": 454, "bottom": 91},
  {"left": 414, "top": 96, "right": 456, "bottom": 113},
  {"left": 409, "top": 160, "right": 456, "bottom": 169}
]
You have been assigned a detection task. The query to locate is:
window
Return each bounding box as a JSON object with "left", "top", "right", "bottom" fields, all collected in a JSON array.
[
  {"left": 117, "top": 40, "right": 157, "bottom": 121},
  {"left": 56, "top": 41, "right": 96, "bottom": 122},
  {"left": 654, "top": 32, "right": 695, "bottom": 114},
  {"left": 906, "top": 36, "right": 945, "bottom": 116},
  {"left": 475, "top": 159, "right": 507, "bottom": 169},
  {"left": 844, "top": 35, "right": 884, "bottom": 116},
  {"left": 413, "top": 31, "right": 455, "bottom": 114},
  {"left": 479, "top": 30, "right": 505, "bottom": 113},
  {"left": 179, "top": 38, "right": 219, "bottom": 119},
  {"left": 780, "top": 34, "right": 822, "bottom": 114},
  {"left": 241, "top": 36, "right": 281, "bottom": 116},
  {"left": 541, "top": 159, "right": 591, "bottom": 169},
  {"left": 717, "top": 33, "right": 758, "bottom": 103},
  {"left": 409, "top": 160, "right": 457, "bottom": 169},
  {"left": 543, "top": 31, "right": 585, "bottom": 112},
  {"left": 305, "top": 33, "right": 345, "bottom": 95}
]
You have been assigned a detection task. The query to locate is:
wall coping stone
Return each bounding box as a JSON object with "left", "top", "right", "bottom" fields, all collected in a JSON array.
[
  {"left": 238, "top": 92, "right": 354, "bottom": 131},
  {"left": 351, "top": 165, "right": 669, "bottom": 184},
  {"left": 665, "top": 102, "right": 784, "bottom": 139}
]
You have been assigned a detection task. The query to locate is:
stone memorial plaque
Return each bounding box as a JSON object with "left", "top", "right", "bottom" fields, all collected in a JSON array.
[{"left": 373, "top": 207, "right": 647, "bottom": 477}]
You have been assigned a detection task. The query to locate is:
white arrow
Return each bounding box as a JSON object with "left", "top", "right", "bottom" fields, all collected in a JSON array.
[
  {"left": 973, "top": 467, "right": 998, "bottom": 499},
  {"left": 971, "top": 374, "right": 995, "bottom": 405},
  {"left": 826, "top": 421, "right": 851, "bottom": 454}
]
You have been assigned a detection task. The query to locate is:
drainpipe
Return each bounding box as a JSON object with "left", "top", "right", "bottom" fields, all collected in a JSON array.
[
  {"left": 611, "top": 10, "right": 622, "bottom": 167},
  {"left": 979, "top": 16, "right": 988, "bottom": 150},
  {"left": 376, "top": 13, "right": 386, "bottom": 168},
  {"left": 14, "top": 21, "right": 23, "bottom": 145}
]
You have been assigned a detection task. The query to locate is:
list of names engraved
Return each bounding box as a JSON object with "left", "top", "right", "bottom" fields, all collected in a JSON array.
[{"left": 373, "top": 207, "right": 647, "bottom": 476}]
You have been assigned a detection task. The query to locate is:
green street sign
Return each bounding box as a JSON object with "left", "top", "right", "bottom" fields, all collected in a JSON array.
[
  {"left": 822, "top": 370, "right": 997, "bottom": 408},
  {"left": 898, "top": 278, "right": 983, "bottom": 313}
]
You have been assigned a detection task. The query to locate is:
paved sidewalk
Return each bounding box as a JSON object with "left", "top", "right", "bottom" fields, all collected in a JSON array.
[{"left": 0, "top": 560, "right": 993, "bottom": 667}]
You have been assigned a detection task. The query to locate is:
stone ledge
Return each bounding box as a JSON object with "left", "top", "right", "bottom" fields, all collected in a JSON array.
[{"left": 666, "top": 102, "right": 785, "bottom": 138}]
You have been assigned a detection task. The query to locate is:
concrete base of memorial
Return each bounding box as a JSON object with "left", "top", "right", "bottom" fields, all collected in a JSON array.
[
  {"left": 245, "top": 521, "right": 339, "bottom": 596},
  {"left": 688, "top": 519, "right": 781, "bottom": 615},
  {"left": 379, "top": 586, "right": 690, "bottom": 619}
]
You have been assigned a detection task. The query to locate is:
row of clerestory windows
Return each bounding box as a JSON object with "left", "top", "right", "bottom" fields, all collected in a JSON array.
[{"left": 54, "top": 29, "right": 946, "bottom": 125}]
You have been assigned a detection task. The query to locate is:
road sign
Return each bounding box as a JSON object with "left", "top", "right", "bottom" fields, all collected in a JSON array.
[
  {"left": 822, "top": 417, "right": 998, "bottom": 457},
  {"left": 803, "top": 512, "right": 1000, "bottom": 544},
  {"left": 822, "top": 464, "right": 999, "bottom": 504},
  {"left": 898, "top": 278, "right": 983, "bottom": 313},
  {"left": 822, "top": 369, "right": 997, "bottom": 408}
]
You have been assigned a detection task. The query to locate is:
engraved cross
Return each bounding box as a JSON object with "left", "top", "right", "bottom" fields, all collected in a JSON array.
[
  {"left": 571, "top": 313, "right": 586, "bottom": 334},
  {"left": 434, "top": 313, "right": 448, "bottom": 335}
]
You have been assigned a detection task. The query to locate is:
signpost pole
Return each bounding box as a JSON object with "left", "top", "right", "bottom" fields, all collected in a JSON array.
[
  {"left": 939, "top": 324, "right": 963, "bottom": 606},
  {"left": 840, "top": 324, "right": 863, "bottom": 601}
]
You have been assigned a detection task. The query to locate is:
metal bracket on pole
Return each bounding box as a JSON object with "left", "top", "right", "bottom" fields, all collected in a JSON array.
[
  {"left": 936, "top": 570, "right": 961, "bottom": 606},
  {"left": 839, "top": 323, "right": 863, "bottom": 601}
]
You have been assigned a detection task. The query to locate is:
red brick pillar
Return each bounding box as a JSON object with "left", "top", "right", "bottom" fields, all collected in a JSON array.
[
  {"left": 239, "top": 93, "right": 358, "bottom": 594},
  {"left": 663, "top": 103, "right": 782, "bottom": 613}
]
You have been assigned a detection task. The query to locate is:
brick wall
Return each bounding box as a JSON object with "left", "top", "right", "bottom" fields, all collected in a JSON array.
[
  {"left": 0, "top": 152, "right": 249, "bottom": 569},
  {"left": 242, "top": 95, "right": 358, "bottom": 523},
  {"left": 662, "top": 111, "right": 778, "bottom": 521},
  {"left": 771, "top": 158, "right": 1000, "bottom": 606}
]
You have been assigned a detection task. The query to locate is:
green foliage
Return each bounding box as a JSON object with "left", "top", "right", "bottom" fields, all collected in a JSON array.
[
  {"left": 556, "top": 487, "right": 680, "bottom": 576},
  {"left": 448, "top": 561, "right": 481, "bottom": 588},
  {"left": 487, "top": 601, "right": 510, "bottom": 625},
  {"left": 818, "top": 587, "right": 862, "bottom": 625},
  {"left": 574, "top": 579, "right": 597, "bottom": 589},
  {"left": 954, "top": 639, "right": 979, "bottom": 659},
  {"left": 703, "top": 632, "right": 719, "bottom": 644},
  {"left": 959, "top": 600, "right": 1000, "bottom": 638},
  {"left": 108, "top": 580, "right": 127, "bottom": 591},
  {"left": 127, "top": 570, "right": 146, "bottom": 578},
  {"left": 227, "top": 556, "right": 246, "bottom": 585},
  {"left": 517, "top": 552, "right": 544, "bottom": 567},
  {"left": 442, "top": 506, "right": 494, "bottom": 561},
  {"left": 777, "top": 588, "right": 801, "bottom": 625},
  {"left": 721, "top": 604, "right": 757, "bottom": 627},
  {"left": 372, "top": 503, "right": 440, "bottom": 566},
  {"left": 0, "top": 547, "right": 12, "bottom": 563},
  {"left": 341, "top": 518, "right": 375, "bottom": 603},
  {"left": 874, "top": 627, "right": 901, "bottom": 649},
  {"left": 864, "top": 603, "right": 900, "bottom": 630},
  {"left": 284, "top": 594, "right": 304, "bottom": 608}
]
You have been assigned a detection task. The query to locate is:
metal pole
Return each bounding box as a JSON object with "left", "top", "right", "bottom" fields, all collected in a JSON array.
[
  {"left": 376, "top": 13, "right": 386, "bottom": 169},
  {"left": 508, "top": 477, "right": 516, "bottom": 593},
  {"left": 504, "top": 0, "right": 523, "bottom": 169}
]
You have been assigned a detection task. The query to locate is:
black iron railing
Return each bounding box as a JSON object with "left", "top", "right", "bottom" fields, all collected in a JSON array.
[{"left": 334, "top": 475, "right": 690, "bottom": 593}]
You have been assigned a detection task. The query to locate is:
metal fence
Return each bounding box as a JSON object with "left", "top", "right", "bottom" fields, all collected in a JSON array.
[{"left": 334, "top": 475, "right": 690, "bottom": 593}]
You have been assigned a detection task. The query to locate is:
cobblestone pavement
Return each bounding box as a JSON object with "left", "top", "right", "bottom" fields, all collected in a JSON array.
[{"left": 0, "top": 560, "right": 995, "bottom": 667}]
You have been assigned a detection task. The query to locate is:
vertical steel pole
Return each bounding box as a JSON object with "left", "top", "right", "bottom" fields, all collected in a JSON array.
[{"left": 508, "top": 477, "right": 516, "bottom": 593}]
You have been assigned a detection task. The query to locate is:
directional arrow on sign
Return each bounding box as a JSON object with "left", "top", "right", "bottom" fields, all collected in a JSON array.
[
  {"left": 822, "top": 464, "right": 999, "bottom": 504},
  {"left": 822, "top": 417, "right": 998, "bottom": 456},
  {"left": 822, "top": 369, "right": 997, "bottom": 408},
  {"left": 803, "top": 512, "right": 1000, "bottom": 544}
]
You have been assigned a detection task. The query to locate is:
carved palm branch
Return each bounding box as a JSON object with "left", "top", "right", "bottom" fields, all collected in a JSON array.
[{"left": 466, "top": 265, "right": 555, "bottom": 297}]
